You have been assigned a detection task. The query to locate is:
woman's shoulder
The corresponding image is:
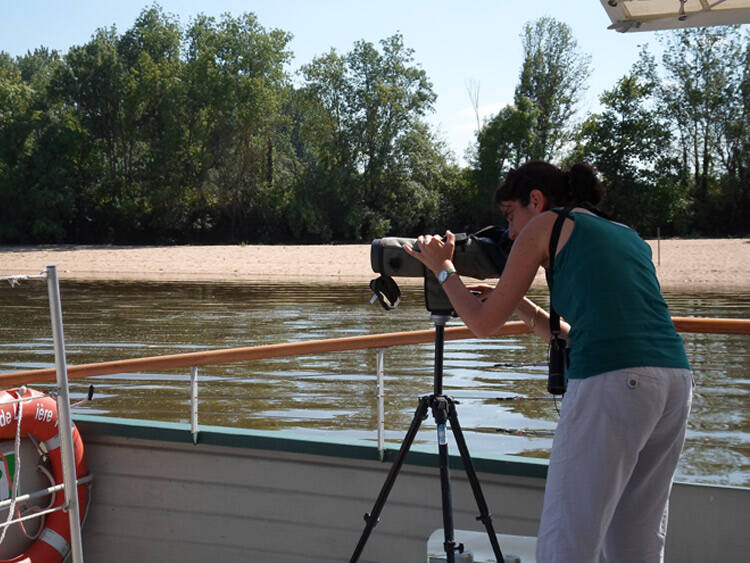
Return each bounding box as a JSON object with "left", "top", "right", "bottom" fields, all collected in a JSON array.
[
  {"left": 526, "top": 209, "right": 578, "bottom": 235},
  {"left": 525, "top": 209, "right": 578, "bottom": 265},
  {"left": 533, "top": 209, "right": 562, "bottom": 225},
  {"left": 528, "top": 209, "right": 573, "bottom": 233},
  {"left": 520, "top": 211, "right": 560, "bottom": 251}
]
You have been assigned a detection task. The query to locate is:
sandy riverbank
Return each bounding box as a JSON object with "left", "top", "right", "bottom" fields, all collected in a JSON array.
[{"left": 1, "top": 238, "right": 749, "bottom": 290}]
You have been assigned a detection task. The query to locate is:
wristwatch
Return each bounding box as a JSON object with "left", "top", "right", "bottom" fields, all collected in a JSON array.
[{"left": 437, "top": 268, "right": 457, "bottom": 284}]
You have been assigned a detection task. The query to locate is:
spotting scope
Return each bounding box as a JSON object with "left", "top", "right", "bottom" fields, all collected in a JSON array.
[{"left": 369, "top": 226, "right": 513, "bottom": 314}]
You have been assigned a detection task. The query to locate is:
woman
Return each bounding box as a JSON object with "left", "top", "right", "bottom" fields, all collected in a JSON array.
[{"left": 404, "top": 161, "right": 692, "bottom": 563}]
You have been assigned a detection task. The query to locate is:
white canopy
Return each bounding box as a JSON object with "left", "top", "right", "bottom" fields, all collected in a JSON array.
[{"left": 601, "top": 0, "right": 750, "bottom": 32}]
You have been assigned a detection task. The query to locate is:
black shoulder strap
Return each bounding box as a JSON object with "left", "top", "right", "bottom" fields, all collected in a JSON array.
[
  {"left": 546, "top": 206, "right": 574, "bottom": 290},
  {"left": 547, "top": 206, "right": 575, "bottom": 337}
]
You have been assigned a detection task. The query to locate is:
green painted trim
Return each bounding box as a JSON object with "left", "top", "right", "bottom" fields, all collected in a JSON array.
[
  {"left": 73, "top": 414, "right": 549, "bottom": 479},
  {"left": 74, "top": 414, "right": 191, "bottom": 443},
  {"left": 671, "top": 480, "right": 750, "bottom": 492}
]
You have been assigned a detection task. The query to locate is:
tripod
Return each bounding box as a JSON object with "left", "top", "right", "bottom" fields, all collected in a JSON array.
[{"left": 351, "top": 314, "right": 505, "bottom": 563}]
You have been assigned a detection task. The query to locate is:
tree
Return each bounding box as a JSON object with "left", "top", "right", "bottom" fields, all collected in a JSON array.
[
  {"left": 0, "top": 53, "right": 34, "bottom": 241},
  {"left": 49, "top": 26, "right": 136, "bottom": 240},
  {"left": 472, "top": 96, "right": 539, "bottom": 226},
  {"left": 660, "top": 26, "right": 746, "bottom": 233},
  {"left": 713, "top": 30, "right": 750, "bottom": 234},
  {"left": 514, "top": 17, "right": 591, "bottom": 160},
  {"left": 36, "top": 6, "right": 295, "bottom": 243},
  {"left": 0, "top": 48, "right": 83, "bottom": 242},
  {"left": 46, "top": 6, "right": 190, "bottom": 242},
  {"left": 729, "top": 38, "right": 750, "bottom": 234},
  {"left": 298, "top": 33, "right": 442, "bottom": 240},
  {"left": 572, "top": 49, "right": 688, "bottom": 235},
  {"left": 1, "top": 10, "right": 497, "bottom": 243},
  {"left": 182, "top": 12, "right": 293, "bottom": 241},
  {"left": 469, "top": 17, "right": 591, "bottom": 231},
  {"left": 117, "top": 5, "right": 191, "bottom": 239}
]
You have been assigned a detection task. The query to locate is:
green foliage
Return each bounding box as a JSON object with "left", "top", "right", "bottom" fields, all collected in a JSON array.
[
  {"left": 470, "top": 24, "right": 748, "bottom": 237},
  {"left": 659, "top": 26, "right": 748, "bottom": 234},
  {"left": 0, "top": 47, "right": 81, "bottom": 242},
  {"left": 514, "top": 17, "right": 591, "bottom": 161},
  {"left": 471, "top": 17, "right": 592, "bottom": 228},
  {"left": 572, "top": 48, "right": 689, "bottom": 235},
  {"left": 181, "top": 11, "right": 294, "bottom": 241},
  {"left": 0, "top": 8, "right": 747, "bottom": 244},
  {"left": 296, "top": 33, "right": 450, "bottom": 240},
  {"left": 0, "top": 5, "right": 298, "bottom": 243},
  {"left": 472, "top": 96, "right": 539, "bottom": 226}
]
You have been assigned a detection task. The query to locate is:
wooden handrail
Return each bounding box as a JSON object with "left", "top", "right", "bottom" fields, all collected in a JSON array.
[
  {"left": 0, "top": 321, "right": 529, "bottom": 387},
  {"left": 671, "top": 316, "right": 749, "bottom": 335},
  {"left": 1, "top": 317, "right": 748, "bottom": 388}
]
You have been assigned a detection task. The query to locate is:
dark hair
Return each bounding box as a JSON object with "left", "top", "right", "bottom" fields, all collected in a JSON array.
[{"left": 494, "top": 161, "right": 605, "bottom": 208}]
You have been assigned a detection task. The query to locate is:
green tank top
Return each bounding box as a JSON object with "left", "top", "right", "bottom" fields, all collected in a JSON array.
[{"left": 549, "top": 212, "right": 690, "bottom": 379}]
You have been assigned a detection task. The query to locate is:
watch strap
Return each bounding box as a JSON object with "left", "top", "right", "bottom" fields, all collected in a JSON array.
[{"left": 438, "top": 268, "right": 456, "bottom": 284}]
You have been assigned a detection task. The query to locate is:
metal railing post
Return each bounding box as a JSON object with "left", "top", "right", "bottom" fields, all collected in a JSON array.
[
  {"left": 46, "top": 265, "right": 84, "bottom": 563},
  {"left": 375, "top": 349, "right": 385, "bottom": 461},
  {"left": 190, "top": 366, "right": 199, "bottom": 444}
]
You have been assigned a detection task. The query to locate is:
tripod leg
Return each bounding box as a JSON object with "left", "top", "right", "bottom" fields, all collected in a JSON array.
[
  {"left": 447, "top": 399, "right": 505, "bottom": 562},
  {"left": 434, "top": 396, "right": 460, "bottom": 563},
  {"left": 350, "top": 395, "right": 430, "bottom": 563}
]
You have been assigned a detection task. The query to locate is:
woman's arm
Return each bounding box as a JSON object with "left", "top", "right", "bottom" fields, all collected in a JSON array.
[
  {"left": 514, "top": 297, "right": 570, "bottom": 342},
  {"left": 470, "top": 287, "right": 571, "bottom": 342}
]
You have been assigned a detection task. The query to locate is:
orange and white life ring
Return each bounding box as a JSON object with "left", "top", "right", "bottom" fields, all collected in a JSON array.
[{"left": 0, "top": 387, "right": 89, "bottom": 563}]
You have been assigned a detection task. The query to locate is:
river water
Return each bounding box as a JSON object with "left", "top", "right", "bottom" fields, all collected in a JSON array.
[{"left": 0, "top": 280, "right": 747, "bottom": 487}]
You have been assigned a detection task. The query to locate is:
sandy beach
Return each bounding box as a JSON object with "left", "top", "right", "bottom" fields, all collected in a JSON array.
[{"left": 1, "top": 238, "right": 749, "bottom": 291}]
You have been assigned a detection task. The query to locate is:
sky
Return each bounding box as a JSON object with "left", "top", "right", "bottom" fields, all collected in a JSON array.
[{"left": 1, "top": 1, "right": 662, "bottom": 164}]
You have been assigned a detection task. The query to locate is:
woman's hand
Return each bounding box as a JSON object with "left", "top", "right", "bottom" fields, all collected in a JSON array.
[{"left": 403, "top": 230, "right": 456, "bottom": 275}]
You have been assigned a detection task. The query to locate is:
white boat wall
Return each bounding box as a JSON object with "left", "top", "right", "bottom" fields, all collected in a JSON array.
[{"left": 74, "top": 414, "right": 748, "bottom": 563}]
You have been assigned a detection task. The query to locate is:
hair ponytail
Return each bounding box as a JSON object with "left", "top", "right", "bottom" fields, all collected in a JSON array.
[
  {"left": 495, "top": 160, "right": 605, "bottom": 208},
  {"left": 564, "top": 163, "right": 604, "bottom": 206}
]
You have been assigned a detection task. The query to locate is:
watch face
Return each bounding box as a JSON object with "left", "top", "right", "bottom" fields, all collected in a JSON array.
[{"left": 438, "top": 270, "right": 448, "bottom": 283}]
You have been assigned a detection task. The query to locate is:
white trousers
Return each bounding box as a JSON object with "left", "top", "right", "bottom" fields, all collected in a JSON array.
[{"left": 536, "top": 367, "right": 693, "bottom": 563}]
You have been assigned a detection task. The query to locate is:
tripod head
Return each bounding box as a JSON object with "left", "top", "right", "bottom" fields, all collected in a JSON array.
[{"left": 430, "top": 313, "right": 451, "bottom": 326}]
